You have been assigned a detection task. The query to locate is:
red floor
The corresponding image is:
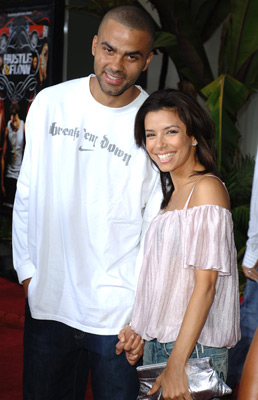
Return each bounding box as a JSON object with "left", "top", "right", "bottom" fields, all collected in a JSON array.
[
  {"left": 0, "top": 277, "right": 94, "bottom": 399},
  {"left": 0, "top": 278, "right": 24, "bottom": 400}
]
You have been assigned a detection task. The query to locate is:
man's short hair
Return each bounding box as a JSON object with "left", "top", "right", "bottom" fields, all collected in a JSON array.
[{"left": 99, "top": 5, "right": 155, "bottom": 51}]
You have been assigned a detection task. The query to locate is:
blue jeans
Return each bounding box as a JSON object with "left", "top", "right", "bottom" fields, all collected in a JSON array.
[
  {"left": 144, "top": 340, "right": 228, "bottom": 400},
  {"left": 227, "top": 278, "right": 258, "bottom": 388},
  {"left": 23, "top": 300, "right": 140, "bottom": 400}
]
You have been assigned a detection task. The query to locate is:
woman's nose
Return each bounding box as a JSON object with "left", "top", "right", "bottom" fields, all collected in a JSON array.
[{"left": 156, "top": 135, "right": 166, "bottom": 149}]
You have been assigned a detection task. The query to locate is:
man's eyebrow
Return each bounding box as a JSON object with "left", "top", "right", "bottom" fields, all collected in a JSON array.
[
  {"left": 101, "top": 41, "right": 114, "bottom": 50},
  {"left": 125, "top": 50, "right": 144, "bottom": 57},
  {"left": 101, "top": 41, "right": 143, "bottom": 57}
]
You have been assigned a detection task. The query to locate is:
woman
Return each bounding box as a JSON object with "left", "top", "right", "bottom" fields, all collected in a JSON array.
[{"left": 117, "top": 89, "right": 240, "bottom": 400}]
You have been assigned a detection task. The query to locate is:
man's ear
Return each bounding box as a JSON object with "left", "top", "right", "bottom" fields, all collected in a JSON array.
[
  {"left": 142, "top": 51, "right": 154, "bottom": 72},
  {"left": 92, "top": 35, "right": 98, "bottom": 56}
]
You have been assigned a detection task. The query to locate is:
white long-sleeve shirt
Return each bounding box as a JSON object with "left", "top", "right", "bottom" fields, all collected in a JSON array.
[
  {"left": 242, "top": 146, "right": 258, "bottom": 268},
  {"left": 12, "top": 76, "right": 162, "bottom": 334}
]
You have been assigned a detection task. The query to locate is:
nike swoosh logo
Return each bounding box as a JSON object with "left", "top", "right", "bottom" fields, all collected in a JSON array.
[{"left": 79, "top": 146, "right": 94, "bottom": 151}]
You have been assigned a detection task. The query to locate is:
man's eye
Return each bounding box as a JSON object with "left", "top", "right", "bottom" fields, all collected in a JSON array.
[{"left": 128, "top": 55, "right": 137, "bottom": 61}]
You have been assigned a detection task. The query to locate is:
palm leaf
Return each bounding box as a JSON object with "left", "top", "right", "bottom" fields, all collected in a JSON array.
[
  {"left": 223, "top": 154, "right": 254, "bottom": 279},
  {"left": 219, "top": 0, "right": 258, "bottom": 79},
  {"left": 192, "top": 0, "right": 230, "bottom": 42},
  {"left": 202, "top": 75, "right": 250, "bottom": 170},
  {"left": 225, "top": 154, "right": 255, "bottom": 206}
]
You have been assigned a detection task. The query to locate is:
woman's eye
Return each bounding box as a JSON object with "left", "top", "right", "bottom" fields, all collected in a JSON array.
[
  {"left": 145, "top": 133, "right": 155, "bottom": 138},
  {"left": 167, "top": 130, "right": 177, "bottom": 135}
]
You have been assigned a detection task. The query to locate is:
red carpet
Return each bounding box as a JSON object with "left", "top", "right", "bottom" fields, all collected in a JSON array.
[
  {"left": 0, "top": 277, "right": 93, "bottom": 399},
  {"left": 0, "top": 278, "right": 24, "bottom": 400}
]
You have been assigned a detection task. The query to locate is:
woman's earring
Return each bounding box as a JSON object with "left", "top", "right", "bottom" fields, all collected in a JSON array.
[{"left": 192, "top": 141, "right": 198, "bottom": 147}]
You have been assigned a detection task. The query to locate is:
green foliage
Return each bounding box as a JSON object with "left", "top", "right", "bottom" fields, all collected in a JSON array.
[
  {"left": 224, "top": 155, "right": 254, "bottom": 252},
  {"left": 66, "top": 0, "right": 137, "bottom": 18},
  {"left": 222, "top": 154, "right": 255, "bottom": 295},
  {"left": 201, "top": 75, "right": 250, "bottom": 171},
  {"left": 150, "top": 0, "right": 258, "bottom": 173},
  {"left": 219, "top": 0, "right": 258, "bottom": 80}
]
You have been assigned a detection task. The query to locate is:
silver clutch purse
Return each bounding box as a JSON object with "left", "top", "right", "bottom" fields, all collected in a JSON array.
[{"left": 137, "top": 357, "right": 232, "bottom": 400}]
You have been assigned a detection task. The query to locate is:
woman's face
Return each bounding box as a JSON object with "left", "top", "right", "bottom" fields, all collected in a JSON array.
[{"left": 144, "top": 109, "right": 197, "bottom": 176}]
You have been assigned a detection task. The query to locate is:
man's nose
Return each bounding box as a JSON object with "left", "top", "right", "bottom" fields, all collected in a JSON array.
[{"left": 111, "top": 55, "right": 124, "bottom": 72}]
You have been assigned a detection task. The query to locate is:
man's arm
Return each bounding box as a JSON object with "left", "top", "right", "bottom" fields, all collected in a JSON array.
[
  {"left": 12, "top": 113, "right": 35, "bottom": 291},
  {"left": 135, "top": 168, "right": 162, "bottom": 279},
  {"left": 242, "top": 146, "right": 258, "bottom": 281},
  {"left": 116, "top": 165, "right": 162, "bottom": 365}
]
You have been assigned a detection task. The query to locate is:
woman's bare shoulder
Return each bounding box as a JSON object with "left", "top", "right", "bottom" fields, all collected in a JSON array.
[{"left": 189, "top": 175, "right": 230, "bottom": 210}]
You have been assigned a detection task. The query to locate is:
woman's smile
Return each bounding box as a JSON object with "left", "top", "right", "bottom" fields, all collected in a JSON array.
[{"left": 157, "top": 152, "right": 176, "bottom": 162}]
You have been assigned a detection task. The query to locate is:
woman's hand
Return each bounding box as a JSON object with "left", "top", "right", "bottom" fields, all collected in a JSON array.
[
  {"left": 148, "top": 361, "right": 192, "bottom": 400},
  {"left": 116, "top": 326, "right": 144, "bottom": 365}
]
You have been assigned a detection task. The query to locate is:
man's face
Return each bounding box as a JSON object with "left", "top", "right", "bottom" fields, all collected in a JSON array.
[{"left": 91, "top": 19, "right": 153, "bottom": 101}]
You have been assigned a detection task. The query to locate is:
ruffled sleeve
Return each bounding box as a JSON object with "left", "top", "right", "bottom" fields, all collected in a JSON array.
[{"left": 184, "top": 205, "right": 236, "bottom": 275}]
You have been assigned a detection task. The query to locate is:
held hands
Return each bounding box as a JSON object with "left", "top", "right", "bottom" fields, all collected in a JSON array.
[
  {"left": 116, "top": 325, "right": 144, "bottom": 366},
  {"left": 148, "top": 361, "right": 192, "bottom": 400}
]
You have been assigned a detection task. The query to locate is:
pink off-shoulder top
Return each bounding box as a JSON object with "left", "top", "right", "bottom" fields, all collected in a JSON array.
[{"left": 131, "top": 177, "right": 241, "bottom": 348}]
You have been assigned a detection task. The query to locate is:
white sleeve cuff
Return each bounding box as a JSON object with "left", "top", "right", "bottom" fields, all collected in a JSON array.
[
  {"left": 15, "top": 261, "right": 36, "bottom": 284},
  {"left": 242, "top": 251, "right": 258, "bottom": 269}
]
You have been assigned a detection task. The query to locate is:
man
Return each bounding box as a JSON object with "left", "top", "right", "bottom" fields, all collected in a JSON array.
[
  {"left": 227, "top": 145, "right": 258, "bottom": 389},
  {"left": 12, "top": 6, "right": 161, "bottom": 400}
]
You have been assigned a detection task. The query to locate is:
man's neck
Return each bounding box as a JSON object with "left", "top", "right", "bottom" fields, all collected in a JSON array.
[{"left": 89, "top": 76, "right": 140, "bottom": 108}]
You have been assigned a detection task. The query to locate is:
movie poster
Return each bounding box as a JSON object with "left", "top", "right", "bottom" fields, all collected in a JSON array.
[{"left": 0, "top": 0, "right": 64, "bottom": 211}]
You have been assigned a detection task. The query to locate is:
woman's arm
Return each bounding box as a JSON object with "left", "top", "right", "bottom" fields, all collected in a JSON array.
[{"left": 148, "top": 268, "right": 218, "bottom": 399}]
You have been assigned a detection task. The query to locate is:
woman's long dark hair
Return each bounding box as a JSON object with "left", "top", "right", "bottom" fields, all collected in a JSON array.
[{"left": 134, "top": 89, "right": 219, "bottom": 209}]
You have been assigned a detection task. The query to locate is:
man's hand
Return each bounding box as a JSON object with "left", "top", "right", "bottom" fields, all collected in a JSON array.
[
  {"left": 242, "top": 263, "right": 258, "bottom": 282},
  {"left": 116, "top": 326, "right": 144, "bottom": 366},
  {"left": 22, "top": 277, "right": 32, "bottom": 298}
]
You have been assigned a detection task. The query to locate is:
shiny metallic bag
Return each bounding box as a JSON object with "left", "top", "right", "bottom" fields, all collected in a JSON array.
[{"left": 137, "top": 357, "right": 232, "bottom": 400}]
